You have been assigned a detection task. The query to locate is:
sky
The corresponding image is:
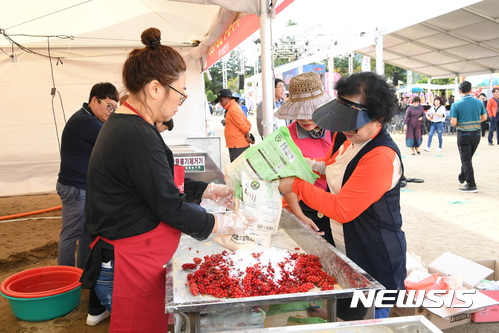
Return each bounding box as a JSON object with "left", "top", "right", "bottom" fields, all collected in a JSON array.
[{"left": 273, "top": 0, "right": 481, "bottom": 35}]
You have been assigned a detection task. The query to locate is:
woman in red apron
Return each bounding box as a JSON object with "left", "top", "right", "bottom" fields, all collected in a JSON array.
[{"left": 81, "top": 27, "right": 247, "bottom": 332}]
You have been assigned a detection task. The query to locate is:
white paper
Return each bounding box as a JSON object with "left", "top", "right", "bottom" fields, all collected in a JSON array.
[{"left": 428, "top": 252, "right": 494, "bottom": 289}]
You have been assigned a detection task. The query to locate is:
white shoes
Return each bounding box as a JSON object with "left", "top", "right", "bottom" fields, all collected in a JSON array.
[
  {"left": 86, "top": 310, "right": 111, "bottom": 326},
  {"left": 424, "top": 147, "right": 442, "bottom": 152}
]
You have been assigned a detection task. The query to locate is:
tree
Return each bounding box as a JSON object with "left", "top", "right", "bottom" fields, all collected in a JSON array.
[{"left": 206, "top": 50, "right": 241, "bottom": 101}]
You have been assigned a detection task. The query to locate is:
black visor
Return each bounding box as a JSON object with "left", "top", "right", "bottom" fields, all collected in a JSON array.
[{"left": 312, "top": 97, "right": 372, "bottom": 132}]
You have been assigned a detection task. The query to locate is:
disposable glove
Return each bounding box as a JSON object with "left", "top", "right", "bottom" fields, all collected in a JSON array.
[
  {"left": 202, "top": 183, "right": 234, "bottom": 210},
  {"left": 212, "top": 212, "right": 250, "bottom": 235}
]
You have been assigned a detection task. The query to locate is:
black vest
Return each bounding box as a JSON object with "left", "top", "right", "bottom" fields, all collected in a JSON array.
[{"left": 332, "top": 127, "right": 407, "bottom": 291}]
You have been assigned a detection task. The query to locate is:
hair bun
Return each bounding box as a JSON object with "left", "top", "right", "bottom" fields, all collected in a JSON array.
[{"left": 141, "top": 27, "right": 161, "bottom": 48}]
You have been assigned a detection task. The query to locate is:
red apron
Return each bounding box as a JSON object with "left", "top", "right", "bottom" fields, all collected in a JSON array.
[
  {"left": 173, "top": 165, "right": 185, "bottom": 193},
  {"left": 96, "top": 223, "right": 181, "bottom": 332}
]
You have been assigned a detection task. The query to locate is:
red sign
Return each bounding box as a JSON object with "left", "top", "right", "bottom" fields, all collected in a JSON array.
[{"left": 204, "top": 0, "right": 294, "bottom": 70}]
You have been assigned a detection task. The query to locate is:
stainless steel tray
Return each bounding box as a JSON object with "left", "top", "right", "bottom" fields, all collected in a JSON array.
[
  {"left": 222, "top": 315, "right": 443, "bottom": 333},
  {"left": 165, "top": 210, "right": 384, "bottom": 316}
]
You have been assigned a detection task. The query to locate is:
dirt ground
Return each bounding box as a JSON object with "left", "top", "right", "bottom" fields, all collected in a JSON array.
[{"left": 0, "top": 114, "right": 498, "bottom": 332}]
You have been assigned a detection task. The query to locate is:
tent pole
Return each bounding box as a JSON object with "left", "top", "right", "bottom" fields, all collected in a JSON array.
[
  {"left": 375, "top": 29, "right": 384, "bottom": 75},
  {"left": 327, "top": 55, "right": 335, "bottom": 96},
  {"left": 260, "top": 0, "right": 274, "bottom": 138}
]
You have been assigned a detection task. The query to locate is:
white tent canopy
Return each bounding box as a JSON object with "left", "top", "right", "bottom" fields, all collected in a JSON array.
[
  {"left": 0, "top": 0, "right": 262, "bottom": 197},
  {"left": 355, "top": 0, "right": 499, "bottom": 78}
]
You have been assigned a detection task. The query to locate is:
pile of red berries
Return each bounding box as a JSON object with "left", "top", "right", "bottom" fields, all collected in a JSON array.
[{"left": 182, "top": 248, "right": 337, "bottom": 298}]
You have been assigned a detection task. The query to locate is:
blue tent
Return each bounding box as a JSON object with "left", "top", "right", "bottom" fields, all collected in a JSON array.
[
  {"left": 232, "top": 92, "right": 245, "bottom": 101},
  {"left": 476, "top": 77, "right": 499, "bottom": 87}
]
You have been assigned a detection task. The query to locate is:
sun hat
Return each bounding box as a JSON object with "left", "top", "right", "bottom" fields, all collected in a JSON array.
[
  {"left": 214, "top": 89, "right": 239, "bottom": 103},
  {"left": 312, "top": 97, "right": 372, "bottom": 132},
  {"left": 275, "top": 72, "right": 331, "bottom": 120}
]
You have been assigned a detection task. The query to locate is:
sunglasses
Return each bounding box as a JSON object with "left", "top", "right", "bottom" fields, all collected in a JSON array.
[
  {"left": 168, "top": 84, "right": 188, "bottom": 106},
  {"left": 99, "top": 99, "right": 118, "bottom": 112}
]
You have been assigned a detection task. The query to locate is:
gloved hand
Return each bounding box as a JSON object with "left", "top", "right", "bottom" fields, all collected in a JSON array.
[
  {"left": 202, "top": 183, "right": 234, "bottom": 210},
  {"left": 212, "top": 212, "right": 250, "bottom": 235}
]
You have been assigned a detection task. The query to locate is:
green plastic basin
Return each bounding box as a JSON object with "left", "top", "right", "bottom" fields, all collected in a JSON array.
[{"left": 0, "top": 287, "right": 81, "bottom": 321}]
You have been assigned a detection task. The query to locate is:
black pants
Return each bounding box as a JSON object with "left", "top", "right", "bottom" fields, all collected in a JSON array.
[
  {"left": 228, "top": 146, "right": 249, "bottom": 162},
  {"left": 457, "top": 130, "right": 481, "bottom": 187},
  {"left": 88, "top": 288, "right": 107, "bottom": 315},
  {"left": 481, "top": 120, "right": 488, "bottom": 137},
  {"left": 488, "top": 116, "right": 499, "bottom": 144},
  {"left": 299, "top": 201, "right": 334, "bottom": 245}
]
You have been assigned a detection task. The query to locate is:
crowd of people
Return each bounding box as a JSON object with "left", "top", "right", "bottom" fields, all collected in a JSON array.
[{"left": 54, "top": 25, "right": 499, "bottom": 331}]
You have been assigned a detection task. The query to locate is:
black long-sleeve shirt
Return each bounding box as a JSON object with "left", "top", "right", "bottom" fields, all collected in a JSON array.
[
  {"left": 58, "top": 103, "right": 102, "bottom": 189},
  {"left": 85, "top": 113, "right": 214, "bottom": 241}
]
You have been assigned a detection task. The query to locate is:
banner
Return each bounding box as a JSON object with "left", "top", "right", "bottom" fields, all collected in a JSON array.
[
  {"left": 205, "top": 0, "right": 294, "bottom": 70},
  {"left": 361, "top": 56, "right": 371, "bottom": 72}
]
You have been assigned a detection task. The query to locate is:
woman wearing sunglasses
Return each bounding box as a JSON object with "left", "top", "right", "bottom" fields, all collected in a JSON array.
[{"left": 279, "top": 71, "right": 407, "bottom": 320}]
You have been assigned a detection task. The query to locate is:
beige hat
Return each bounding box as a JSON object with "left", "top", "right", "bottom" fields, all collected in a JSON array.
[{"left": 275, "top": 71, "right": 332, "bottom": 120}]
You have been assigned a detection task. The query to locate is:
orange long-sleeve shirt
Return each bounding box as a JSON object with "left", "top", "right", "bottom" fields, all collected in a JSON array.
[
  {"left": 486, "top": 97, "right": 498, "bottom": 118},
  {"left": 224, "top": 99, "right": 251, "bottom": 148},
  {"left": 292, "top": 140, "right": 400, "bottom": 223}
]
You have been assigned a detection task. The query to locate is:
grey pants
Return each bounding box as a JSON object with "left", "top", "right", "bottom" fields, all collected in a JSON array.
[{"left": 56, "top": 182, "right": 92, "bottom": 268}]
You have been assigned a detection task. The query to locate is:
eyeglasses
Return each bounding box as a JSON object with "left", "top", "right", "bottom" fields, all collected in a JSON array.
[
  {"left": 99, "top": 99, "right": 118, "bottom": 112},
  {"left": 168, "top": 84, "right": 188, "bottom": 106}
]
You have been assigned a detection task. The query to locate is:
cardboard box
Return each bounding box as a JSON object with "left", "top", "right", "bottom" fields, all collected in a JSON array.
[
  {"left": 471, "top": 259, "right": 499, "bottom": 323},
  {"left": 392, "top": 252, "right": 499, "bottom": 330},
  {"left": 391, "top": 305, "right": 471, "bottom": 331}
]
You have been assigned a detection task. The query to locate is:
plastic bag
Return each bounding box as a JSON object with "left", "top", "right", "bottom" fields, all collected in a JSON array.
[{"left": 224, "top": 127, "right": 318, "bottom": 201}]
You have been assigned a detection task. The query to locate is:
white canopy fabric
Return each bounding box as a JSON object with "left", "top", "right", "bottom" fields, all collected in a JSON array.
[
  {"left": 0, "top": 0, "right": 261, "bottom": 197},
  {"left": 0, "top": 0, "right": 258, "bottom": 48},
  {"left": 355, "top": 0, "right": 499, "bottom": 78}
]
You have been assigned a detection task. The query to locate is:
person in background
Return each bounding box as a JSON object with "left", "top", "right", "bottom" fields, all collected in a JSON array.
[
  {"left": 215, "top": 89, "right": 254, "bottom": 162},
  {"left": 478, "top": 93, "right": 488, "bottom": 137},
  {"left": 486, "top": 88, "right": 499, "bottom": 146},
  {"left": 156, "top": 119, "right": 174, "bottom": 132},
  {"left": 448, "top": 95, "right": 455, "bottom": 105},
  {"left": 256, "top": 78, "right": 286, "bottom": 138},
  {"left": 423, "top": 97, "right": 446, "bottom": 152},
  {"left": 57, "top": 83, "right": 119, "bottom": 268},
  {"left": 274, "top": 71, "right": 333, "bottom": 244},
  {"left": 56, "top": 82, "right": 119, "bottom": 326},
  {"left": 440, "top": 92, "right": 446, "bottom": 105},
  {"left": 449, "top": 81, "right": 487, "bottom": 193},
  {"left": 278, "top": 72, "right": 406, "bottom": 319},
  {"left": 403, "top": 96, "right": 424, "bottom": 155},
  {"left": 239, "top": 100, "right": 249, "bottom": 117},
  {"left": 80, "top": 28, "right": 249, "bottom": 332}
]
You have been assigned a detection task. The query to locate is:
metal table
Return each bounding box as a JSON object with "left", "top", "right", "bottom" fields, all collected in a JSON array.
[
  {"left": 165, "top": 210, "right": 384, "bottom": 332},
  {"left": 222, "top": 315, "right": 443, "bottom": 333}
]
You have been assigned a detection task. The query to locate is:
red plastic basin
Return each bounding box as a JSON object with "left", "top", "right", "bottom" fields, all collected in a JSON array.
[{"left": 0, "top": 266, "right": 83, "bottom": 298}]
